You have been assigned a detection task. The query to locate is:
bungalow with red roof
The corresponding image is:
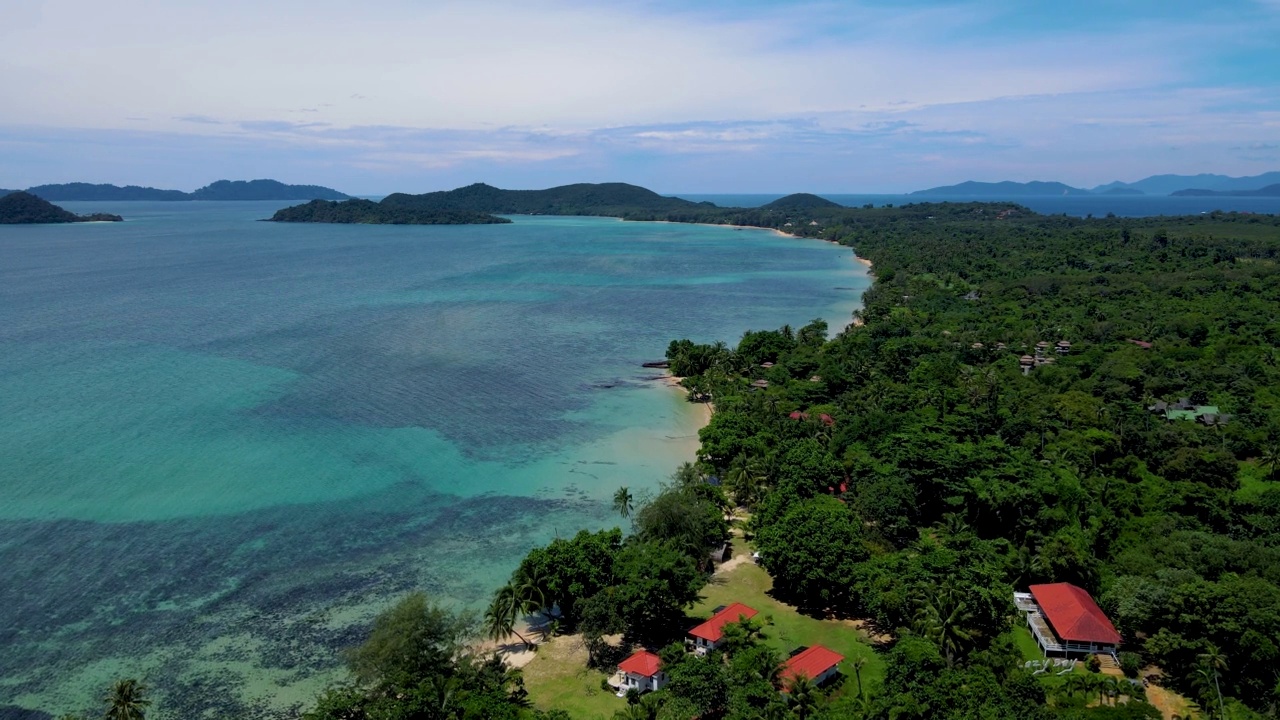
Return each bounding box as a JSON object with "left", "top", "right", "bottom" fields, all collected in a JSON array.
[
  {"left": 1014, "top": 583, "right": 1121, "bottom": 658},
  {"left": 779, "top": 644, "right": 844, "bottom": 689},
  {"left": 689, "top": 602, "right": 758, "bottom": 654},
  {"left": 616, "top": 650, "right": 667, "bottom": 695}
]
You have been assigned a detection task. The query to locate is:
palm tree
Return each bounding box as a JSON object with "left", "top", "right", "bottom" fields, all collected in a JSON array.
[
  {"left": 614, "top": 694, "right": 661, "bottom": 720},
  {"left": 913, "top": 589, "right": 973, "bottom": 667},
  {"left": 1197, "top": 643, "right": 1228, "bottom": 719},
  {"left": 428, "top": 676, "right": 460, "bottom": 719},
  {"left": 1061, "top": 671, "right": 1091, "bottom": 701},
  {"left": 1261, "top": 442, "right": 1280, "bottom": 479},
  {"left": 851, "top": 656, "right": 868, "bottom": 699},
  {"left": 485, "top": 582, "right": 535, "bottom": 649},
  {"left": 613, "top": 486, "right": 634, "bottom": 519},
  {"left": 104, "top": 678, "right": 149, "bottom": 720},
  {"left": 786, "top": 675, "right": 819, "bottom": 720}
]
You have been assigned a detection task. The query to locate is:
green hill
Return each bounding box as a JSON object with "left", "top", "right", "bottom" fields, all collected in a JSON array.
[
  {"left": 0, "top": 191, "right": 123, "bottom": 223},
  {"left": 760, "top": 193, "right": 843, "bottom": 211},
  {"left": 271, "top": 182, "right": 705, "bottom": 224},
  {"left": 269, "top": 199, "right": 510, "bottom": 225}
]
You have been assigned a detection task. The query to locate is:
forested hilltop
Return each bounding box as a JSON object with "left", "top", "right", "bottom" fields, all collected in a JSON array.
[{"left": 0, "top": 191, "right": 123, "bottom": 223}]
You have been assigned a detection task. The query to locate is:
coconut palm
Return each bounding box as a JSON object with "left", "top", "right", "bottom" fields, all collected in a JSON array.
[
  {"left": 913, "top": 588, "right": 973, "bottom": 667},
  {"left": 103, "top": 678, "right": 149, "bottom": 720},
  {"left": 485, "top": 582, "right": 536, "bottom": 649},
  {"left": 786, "top": 675, "right": 820, "bottom": 719},
  {"left": 1197, "top": 643, "right": 1228, "bottom": 719},
  {"left": 1261, "top": 442, "right": 1280, "bottom": 479},
  {"left": 613, "top": 486, "right": 634, "bottom": 519},
  {"left": 850, "top": 655, "right": 868, "bottom": 699}
]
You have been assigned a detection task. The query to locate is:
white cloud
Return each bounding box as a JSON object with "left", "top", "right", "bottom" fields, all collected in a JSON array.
[{"left": 0, "top": 0, "right": 1183, "bottom": 134}]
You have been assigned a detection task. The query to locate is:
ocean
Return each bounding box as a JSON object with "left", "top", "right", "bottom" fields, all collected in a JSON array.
[{"left": 0, "top": 203, "right": 868, "bottom": 718}]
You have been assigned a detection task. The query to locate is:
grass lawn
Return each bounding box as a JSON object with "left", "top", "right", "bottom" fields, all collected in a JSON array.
[
  {"left": 690, "top": 536, "right": 885, "bottom": 698},
  {"left": 521, "top": 633, "right": 622, "bottom": 720},
  {"left": 1012, "top": 625, "right": 1043, "bottom": 662},
  {"left": 521, "top": 535, "right": 884, "bottom": 717}
]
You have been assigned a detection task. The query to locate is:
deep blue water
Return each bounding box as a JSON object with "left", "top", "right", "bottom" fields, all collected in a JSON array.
[
  {"left": 0, "top": 202, "right": 868, "bottom": 718},
  {"left": 676, "top": 193, "right": 1280, "bottom": 217}
]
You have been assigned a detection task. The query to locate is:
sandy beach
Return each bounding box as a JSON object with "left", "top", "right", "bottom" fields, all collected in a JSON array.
[{"left": 661, "top": 373, "right": 714, "bottom": 429}]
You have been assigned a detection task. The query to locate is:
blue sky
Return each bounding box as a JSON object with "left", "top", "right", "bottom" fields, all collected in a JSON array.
[{"left": 2, "top": 0, "right": 1278, "bottom": 193}]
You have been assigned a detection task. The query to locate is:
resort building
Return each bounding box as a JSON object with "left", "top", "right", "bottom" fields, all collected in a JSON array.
[
  {"left": 688, "top": 602, "right": 758, "bottom": 654},
  {"left": 1015, "top": 583, "right": 1120, "bottom": 658},
  {"left": 779, "top": 645, "right": 844, "bottom": 689},
  {"left": 616, "top": 651, "right": 667, "bottom": 695}
]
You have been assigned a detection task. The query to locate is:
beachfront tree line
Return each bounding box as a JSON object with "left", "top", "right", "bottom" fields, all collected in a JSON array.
[{"left": 657, "top": 207, "right": 1280, "bottom": 718}]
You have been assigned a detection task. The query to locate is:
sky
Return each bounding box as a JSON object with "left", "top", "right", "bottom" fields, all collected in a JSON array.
[{"left": 2, "top": 0, "right": 1279, "bottom": 194}]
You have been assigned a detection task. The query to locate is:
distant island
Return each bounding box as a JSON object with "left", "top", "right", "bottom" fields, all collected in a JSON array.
[
  {"left": 1171, "top": 183, "right": 1280, "bottom": 197},
  {"left": 270, "top": 199, "right": 511, "bottom": 225},
  {"left": 911, "top": 180, "right": 1092, "bottom": 196},
  {"left": 15, "top": 179, "right": 351, "bottom": 202},
  {"left": 269, "top": 182, "right": 713, "bottom": 224},
  {"left": 0, "top": 191, "right": 123, "bottom": 223},
  {"left": 912, "top": 171, "right": 1280, "bottom": 197}
]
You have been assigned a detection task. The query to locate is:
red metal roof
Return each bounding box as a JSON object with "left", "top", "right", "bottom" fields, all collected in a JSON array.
[
  {"left": 688, "top": 602, "right": 758, "bottom": 642},
  {"left": 618, "top": 650, "right": 662, "bottom": 677},
  {"left": 779, "top": 644, "right": 844, "bottom": 685},
  {"left": 1029, "top": 583, "right": 1121, "bottom": 645}
]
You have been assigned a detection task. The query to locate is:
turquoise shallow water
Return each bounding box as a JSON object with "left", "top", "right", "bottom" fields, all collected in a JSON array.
[{"left": 0, "top": 203, "right": 868, "bottom": 718}]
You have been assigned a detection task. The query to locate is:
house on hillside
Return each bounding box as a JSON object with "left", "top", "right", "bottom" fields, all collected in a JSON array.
[
  {"left": 780, "top": 645, "right": 844, "bottom": 689},
  {"left": 688, "top": 602, "right": 758, "bottom": 654},
  {"left": 616, "top": 651, "right": 667, "bottom": 695},
  {"left": 1014, "top": 583, "right": 1120, "bottom": 658}
]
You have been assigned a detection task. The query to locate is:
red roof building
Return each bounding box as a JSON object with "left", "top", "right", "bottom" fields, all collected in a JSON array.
[
  {"left": 689, "top": 602, "right": 758, "bottom": 653},
  {"left": 618, "top": 650, "right": 662, "bottom": 677},
  {"left": 616, "top": 650, "right": 668, "bottom": 694},
  {"left": 1028, "top": 583, "right": 1121, "bottom": 646},
  {"left": 779, "top": 645, "right": 844, "bottom": 688}
]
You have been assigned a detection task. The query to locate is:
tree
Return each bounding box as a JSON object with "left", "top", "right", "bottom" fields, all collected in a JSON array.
[
  {"left": 612, "top": 541, "right": 704, "bottom": 645},
  {"left": 613, "top": 486, "right": 634, "bottom": 520},
  {"left": 103, "top": 679, "right": 149, "bottom": 720},
  {"left": 913, "top": 588, "right": 974, "bottom": 667},
  {"left": 850, "top": 655, "right": 868, "bottom": 699},
  {"left": 665, "top": 653, "right": 730, "bottom": 717},
  {"left": 754, "top": 496, "right": 866, "bottom": 610},
  {"left": 1197, "top": 643, "right": 1228, "bottom": 719},
  {"left": 784, "top": 675, "right": 819, "bottom": 720},
  {"left": 484, "top": 582, "right": 536, "bottom": 650},
  {"left": 346, "top": 592, "right": 468, "bottom": 689},
  {"left": 514, "top": 528, "right": 621, "bottom": 627}
]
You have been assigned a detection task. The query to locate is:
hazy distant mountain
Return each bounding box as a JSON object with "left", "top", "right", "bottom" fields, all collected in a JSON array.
[
  {"left": 1171, "top": 183, "right": 1280, "bottom": 197},
  {"left": 1093, "top": 171, "right": 1280, "bottom": 196},
  {"left": 189, "top": 179, "right": 350, "bottom": 201},
  {"left": 0, "top": 191, "right": 123, "bottom": 223},
  {"left": 21, "top": 179, "right": 350, "bottom": 202},
  {"left": 912, "top": 180, "right": 1090, "bottom": 196},
  {"left": 1100, "top": 187, "right": 1144, "bottom": 195},
  {"left": 0, "top": 189, "right": 13, "bottom": 197},
  {"left": 28, "top": 183, "right": 189, "bottom": 201},
  {"left": 760, "top": 193, "right": 844, "bottom": 210}
]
